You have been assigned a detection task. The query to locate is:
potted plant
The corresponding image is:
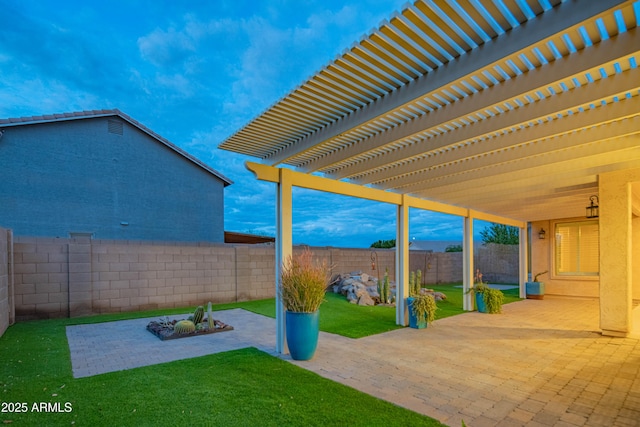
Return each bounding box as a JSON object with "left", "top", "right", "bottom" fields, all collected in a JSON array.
[
  {"left": 409, "top": 293, "right": 437, "bottom": 329},
  {"left": 280, "top": 248, "right": 329, "bottom": 360},
  {"left": 526, "top": 271, "right": 548, "bottom": 300},
  {"left": 406, "top": 270, "right": 437, "bottom": 328},
  {"left": 467, "top": 270, "right": 504, "bottom": 314}
]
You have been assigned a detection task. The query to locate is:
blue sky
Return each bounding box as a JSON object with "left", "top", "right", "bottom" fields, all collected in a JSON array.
[{"left": 0, "top": 0, "right": 487, "bottom": 247}]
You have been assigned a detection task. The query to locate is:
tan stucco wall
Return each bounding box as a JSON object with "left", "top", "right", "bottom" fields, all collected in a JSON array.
[
  {"left": 599, "top": 167, "right": 640, "bottom": 336},
  {"left": 633, "top": 215, "right": 640, "bottom": 302},
  {"left": 529, "top": 219, "right": 599, "bottom": 298}
]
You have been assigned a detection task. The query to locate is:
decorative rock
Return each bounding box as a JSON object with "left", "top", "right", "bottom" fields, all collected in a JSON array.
[
  {"left": 420, "top": 288, "right": 447, "bottom": 301},
  {"left": 358, "top": 292, "right": 375, "bottom": 306},
  {"left": 355, "top": 288, "right": 368, "bottom": 298},
  {"left": 346, "top": 290, "right": 357, "bottom": 303},
  {"left": 360, "top": 273, "right": 370, "bottom": 283}
]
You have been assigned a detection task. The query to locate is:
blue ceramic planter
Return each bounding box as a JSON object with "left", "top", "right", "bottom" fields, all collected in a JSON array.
[
  {"left": 475, "top": 293, "right": 487, "bottom": 313},
  {"left": 407, "top": 297, "right": 427, "bottom": 329},
  {"left": 285, "top": 311, "right": 319, "bottom": 360},
  {"left": 525, "top": 281, "right": 545, "bottom": 299}
]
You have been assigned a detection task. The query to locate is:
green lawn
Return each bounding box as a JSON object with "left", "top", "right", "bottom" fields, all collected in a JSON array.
[
  {"left": 212, "top": 284, "right": 521, "bottom": 338},
  {"left": 0, "top": 310, "right": 444, "bottom": 426},
  {"left": 62, "top": 283, "right": 521, "bottom": 338},
  {"left": 0, "top": 284, "right": 522, "bottom": 426},
  {"left": 430, "top": 282, "right": 522, "bottom": 319}
]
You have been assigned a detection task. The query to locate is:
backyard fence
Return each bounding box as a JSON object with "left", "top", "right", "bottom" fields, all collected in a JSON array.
[
  {"left": 1, "top": 234, "right": 518, "bottom": 323},
  {"left": 0, "top": 227, "right": 12, "bottom": 337}
]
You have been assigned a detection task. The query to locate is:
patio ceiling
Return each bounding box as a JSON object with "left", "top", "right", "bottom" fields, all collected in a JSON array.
[{"left": 219, "top": 0, "right": 640, "bottom": 222}]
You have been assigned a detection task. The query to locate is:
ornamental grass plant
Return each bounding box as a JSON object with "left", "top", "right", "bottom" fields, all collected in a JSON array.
[{"left": 279, "top": 249, "right": 330, "bottom": 313}]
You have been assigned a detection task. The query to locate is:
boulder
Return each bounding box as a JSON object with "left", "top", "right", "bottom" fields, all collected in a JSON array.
[
  {"left": 346, "top": 290, "right": 358, "bottom": 303},
  {"left": 358, "top": 292, "right": 375, "bottom": 306}
]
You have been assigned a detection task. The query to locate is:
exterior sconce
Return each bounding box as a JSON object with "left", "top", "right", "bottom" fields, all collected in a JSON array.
[
  {"left": 586, "top": 195, "right": 599, "bottom": 219},
  {"left": 538, "top": 228, "right": 546, "bottom": 239}
]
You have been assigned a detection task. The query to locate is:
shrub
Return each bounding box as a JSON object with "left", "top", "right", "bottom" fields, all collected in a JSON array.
[{"left": 279, "top": 249, "right": 329, "bottom": 313}]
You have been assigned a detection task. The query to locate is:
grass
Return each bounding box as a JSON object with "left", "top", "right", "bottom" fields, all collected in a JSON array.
[
  {"left": 0, "top": 312, "right": 444, "bottom": 426},
  {"left": 429, "top": 282, "right": 522, "bottom": 319},
  {"left": 0, "top": 284, "right": 523, "bottom": 426},
  {"left": 61, "top": 282, "right": 521, "bottom": 337},
  {"left": 210, "top": 283, "right": 522, "bottom": 338}
]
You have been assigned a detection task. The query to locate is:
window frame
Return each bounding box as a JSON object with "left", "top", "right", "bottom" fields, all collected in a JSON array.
[{"left": 552, "top": 219, "right": 600, "bottom": 279}]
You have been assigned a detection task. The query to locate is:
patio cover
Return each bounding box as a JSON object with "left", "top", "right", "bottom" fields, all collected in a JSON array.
[{"left": 220, "top": 0, "right": 640, "bottom": 349}]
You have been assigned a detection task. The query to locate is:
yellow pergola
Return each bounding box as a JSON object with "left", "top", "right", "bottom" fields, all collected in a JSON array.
[{"left": 220, "top": 0, "right": 640, "bottom": 351}]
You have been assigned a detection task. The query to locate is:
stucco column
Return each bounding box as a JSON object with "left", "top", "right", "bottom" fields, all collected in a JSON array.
[{"left": 599, "top": 168, "right": 640, "bottom": 337}]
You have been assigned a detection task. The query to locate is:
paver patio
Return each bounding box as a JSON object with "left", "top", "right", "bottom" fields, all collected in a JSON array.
[{"left": 67, "top": 297, "right": 640, "bottom": 426}]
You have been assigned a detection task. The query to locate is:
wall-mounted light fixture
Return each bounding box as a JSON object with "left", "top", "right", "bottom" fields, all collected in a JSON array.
[
  {"left": 538, "top": 228, "right": 546, "bottom": 239},
  {"left": 586, "top": 195, "right": 599, "bottom": 218}
]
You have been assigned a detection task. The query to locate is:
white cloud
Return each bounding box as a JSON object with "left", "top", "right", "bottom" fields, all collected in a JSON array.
[{"left": 137, "top": 27, "right": 196, "bottom": 68}]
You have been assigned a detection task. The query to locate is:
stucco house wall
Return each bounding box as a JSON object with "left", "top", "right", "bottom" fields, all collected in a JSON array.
[
  {"left": 531, "top": 213, "right": 640, "bottom": 301},
  {"left": 634, "top": 216, "right": 640, "bottom": 302},
  {"left": 0, "top": 111, "right": 231, "bottom": 242},
  {"left": 530, "top": 218, "right": 600, "bottom": 298}
]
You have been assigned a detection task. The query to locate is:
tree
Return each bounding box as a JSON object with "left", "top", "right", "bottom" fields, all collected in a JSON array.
[
  {"left": 445, "top": 244, "right": 463, "bottom": 252},
  {"left": 479, "top": 224, "right": 519, "bottom": 245},
  {"left": 370, "top": 239, "right": 395, "bottom": 248}
]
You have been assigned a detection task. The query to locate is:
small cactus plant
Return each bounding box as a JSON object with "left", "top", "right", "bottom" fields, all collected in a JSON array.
[
  {"left": 377, "top": 268, "right": 390, "bottom": 304},
  {"left": 174, "top": 320, "right": 196, "bottom": 335},
  {"left": 409, "top": 269, "right": 422, "bottom": 296},
  {"left": 207, "top": 302, "right": 214, "bottom": 330},
  {"left": 192, "top": 306, "right": 204, "bottom": 325}
]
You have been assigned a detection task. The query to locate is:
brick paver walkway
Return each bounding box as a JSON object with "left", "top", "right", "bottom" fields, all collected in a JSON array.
[
  {"left": 66, "top": 309, "right": 278, "bottom": 378},
  {"left": 67, "top": 297, "right": 640, "bottom": 426}
]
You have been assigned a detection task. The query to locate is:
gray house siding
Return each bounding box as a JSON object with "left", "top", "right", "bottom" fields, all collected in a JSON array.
[{"left": 0, "top": 116, "right": 227, "bottom": 242}]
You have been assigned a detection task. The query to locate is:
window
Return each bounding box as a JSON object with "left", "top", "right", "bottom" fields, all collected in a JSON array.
[{"left": 554, "top": 221, "right": 599, "bottom": 276}]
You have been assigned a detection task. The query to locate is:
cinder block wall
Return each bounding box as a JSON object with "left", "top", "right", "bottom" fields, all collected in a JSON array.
[
  {"left": 10, "top": 237, "right": 518, "bottom": 319},
  {"left": 0, "top": 228, "right": 10, "bottom": 337},
  {"left": 475, "top": 243, "right": 519, "bottom": 283},
  {"left": 12, "top": 237, "right": 69, "bottom": 319}
]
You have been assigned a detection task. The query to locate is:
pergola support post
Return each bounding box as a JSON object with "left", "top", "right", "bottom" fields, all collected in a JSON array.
[
  {"left": 463, "top": 215, "right": 474, "bottom": 311},
  {"left": 396, "top": 198, "right": 409, "bottom": 325},
  {"left": 519, "top": 226, "right": 528, "bottom": 299},
  {"left": 275, "top": 168, "right": 293, "bottom": 354}
]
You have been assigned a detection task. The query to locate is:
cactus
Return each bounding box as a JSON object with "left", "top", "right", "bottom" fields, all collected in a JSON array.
[
  {"left": 382, "top": 268, "right": 390, "bottom": 304},
  {"left": 158, "top": 316, "right": 173, "bottom": 329},
  {"left": 207, "top": 302, "right": 214, "bottom": 330},
  {"left": 174, "top": 320, "right": 196, "bottom": 335},
  {"left": 192, "top": 306, "right": 204, "bottom": 325},
  {"left": 409, "top": 270, "right": 422, "bottom": 297},
  {"left": 377, "top": 268, "right": 391, "bottom": 304},
  {"left": 409, "top": 271, "right": 416, "bottom": 296}
]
